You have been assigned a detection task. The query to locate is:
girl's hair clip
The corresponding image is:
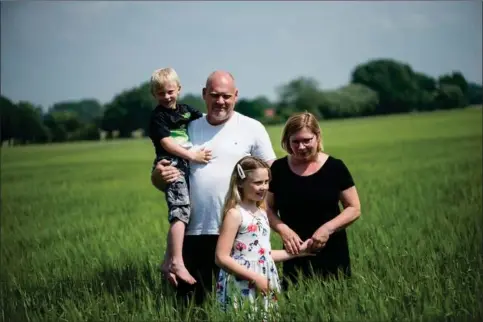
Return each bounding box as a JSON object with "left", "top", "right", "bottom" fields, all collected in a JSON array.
[{"left": 236, "top": 164, "right": 246, "bottom": 179}]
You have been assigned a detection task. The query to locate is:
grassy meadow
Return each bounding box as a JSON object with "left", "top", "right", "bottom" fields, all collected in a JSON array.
[{"left": 1, "top": 107, "right": 482, "bottom": 321}]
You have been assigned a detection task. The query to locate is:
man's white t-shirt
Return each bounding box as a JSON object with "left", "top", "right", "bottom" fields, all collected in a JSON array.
[{"left": 186, "top": 112, "right": 276, "bottom": 235}]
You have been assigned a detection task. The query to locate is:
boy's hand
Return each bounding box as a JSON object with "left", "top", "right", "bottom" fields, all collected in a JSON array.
[{"left": 189, "top": 148, "right": 212, "bottom": 164}]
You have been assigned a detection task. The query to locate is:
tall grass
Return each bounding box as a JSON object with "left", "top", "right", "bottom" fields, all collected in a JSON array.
[{"left": 1, "top": 107, "right": 482, "bottom": 321}]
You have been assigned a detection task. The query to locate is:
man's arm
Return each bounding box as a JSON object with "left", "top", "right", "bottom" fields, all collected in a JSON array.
[
  {"left": 151, "top": 159, "right": 180, "bottom": 191},
  {"left": 250, "top": 120, "right": 276, "bottom": 164}
]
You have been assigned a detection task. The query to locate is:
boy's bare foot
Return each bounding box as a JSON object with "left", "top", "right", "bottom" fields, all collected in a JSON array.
[
  {"left": 160, "top": 260, "right": 179, "bottom": 286},
  {"left": 171, "top": 262, "right": 196, "bottom": 285},
  {"left": 160, "top": 260, "right": 171, "bottom": 274}
]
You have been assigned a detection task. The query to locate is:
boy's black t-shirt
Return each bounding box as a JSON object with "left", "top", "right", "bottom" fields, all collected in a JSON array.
[{"left": 149, "top": 103, "right": 203, "bottom": 160}]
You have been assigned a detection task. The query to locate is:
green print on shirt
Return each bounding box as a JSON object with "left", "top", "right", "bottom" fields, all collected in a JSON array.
[{"left": 170, "top": 128, "right": 190, "bottom": 146}]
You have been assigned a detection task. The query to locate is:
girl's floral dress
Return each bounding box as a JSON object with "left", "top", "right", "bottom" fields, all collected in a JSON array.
[{"left": 216, "top": 205, "right": 281, "bottom": 314}]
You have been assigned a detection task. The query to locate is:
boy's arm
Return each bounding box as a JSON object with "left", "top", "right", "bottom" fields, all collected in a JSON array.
[
  {"left": 160, "top": 137, "right": 200, "bottom": 162},
  {"left": 152, "top": 112, "right": 209, "bottom": 164}
]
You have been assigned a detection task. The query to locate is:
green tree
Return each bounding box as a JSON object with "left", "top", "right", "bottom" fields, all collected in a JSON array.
[
  {"left": 0, "top": 95, "right": 18, "bottom": 143},
  {"left": 467, "top": 82, "right": 483, "bottom": 105},
  {"left": 236, "top": 96, "right": 271, "bottom": 120},
  {"left": 433, "top": 84, "right": 466, "bottom": 110},
  {"left": 49, "top": 99, "right": 103, "bottom": 123},
  {"left": 438, "top": 72, "right": 468, "bottom": 107},
  {"left": 319, "top": 84, "right": 379, "bottom": 119},
  {"left": 275, "top": 77, "right": 324, "bottom": 120},
  {"left": 16, "top": 101, "right": 50, "bottom": 144},
  {"left": 351, "top": 58, "right": 420, "bottom": 114},
  {"left": 179, "top": 94, "right": 207, "bottom": 113},
  {"left": 101, "top": 83, "right": 156, "bottom": 138}
]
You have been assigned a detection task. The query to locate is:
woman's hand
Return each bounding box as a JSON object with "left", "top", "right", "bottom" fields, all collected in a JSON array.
[
  {"left": 279, "top": 225, "right": 303, "bottom": 255},
  {"left": 310, "top": 225, "right": 331, "bottom": 252}
]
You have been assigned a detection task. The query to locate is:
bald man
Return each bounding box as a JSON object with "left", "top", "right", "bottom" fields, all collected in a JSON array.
[{"left": 152, "top": 71, "right": 276, "bottom": 305}]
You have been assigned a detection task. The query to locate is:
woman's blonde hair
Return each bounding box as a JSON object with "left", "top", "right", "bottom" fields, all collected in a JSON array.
[
  {"left": 281, "top": 111, "right": 324, "bottom": 154},
  {"left": 150, "top": 67, "right": 181, "bottom": 95},
  {"left": 221, "top": 156, "right": 271, "bottom": 219}
]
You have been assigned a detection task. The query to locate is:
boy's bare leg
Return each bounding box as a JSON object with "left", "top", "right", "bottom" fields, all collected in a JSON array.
[
  {"left": 168, "top": 220, "right": 196, "bottom": 284},
  {"left": 160, "top": 248, "right": 171, "bottom": 274}
]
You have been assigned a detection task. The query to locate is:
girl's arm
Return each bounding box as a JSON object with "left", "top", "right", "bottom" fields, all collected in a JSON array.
[
  {"left": 271, "top": 239, "right": 315, "bottom": 262},
  {"left": 265, "top": 192, "right": 303, "bottom": 254},
  {"left": 215, "top": 208, "right": 266, "bottom": 283}
]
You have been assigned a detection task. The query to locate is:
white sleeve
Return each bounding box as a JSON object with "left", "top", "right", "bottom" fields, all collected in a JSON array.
[{"left": 250, "top": 121, "right": 276, "bottom": 162}]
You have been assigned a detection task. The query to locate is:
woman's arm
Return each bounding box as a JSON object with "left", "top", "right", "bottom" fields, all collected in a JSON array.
[
  {"left": 266, "top": 192, "right": 303, "bottom": 254},
  {"left": 310, "top": 186, "right": 361, "bottom": 250},
  {"left": 326, "top": 186, "right": 361, "bottom": 233}
]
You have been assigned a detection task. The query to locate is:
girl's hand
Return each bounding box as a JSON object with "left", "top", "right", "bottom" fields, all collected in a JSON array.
[
  {"left": 252, "top": 274, "right": 269, "bottom": 295},
  {"left": 298, "top": 239, "right": 317, "bottom": 257}
]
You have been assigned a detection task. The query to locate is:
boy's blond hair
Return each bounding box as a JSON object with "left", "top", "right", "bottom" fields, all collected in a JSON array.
[{"left": 150, "top": 67, "right": 181, "bottom": 95}]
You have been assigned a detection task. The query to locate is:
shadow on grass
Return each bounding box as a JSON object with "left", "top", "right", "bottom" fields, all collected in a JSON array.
[{"left": 2, "top": 258, "right": 193, "bottom": 321}]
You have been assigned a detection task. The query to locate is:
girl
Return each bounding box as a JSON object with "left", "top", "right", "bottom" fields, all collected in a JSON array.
[{"left": 215, "top": 156, "right": 314, "bottom": 315}]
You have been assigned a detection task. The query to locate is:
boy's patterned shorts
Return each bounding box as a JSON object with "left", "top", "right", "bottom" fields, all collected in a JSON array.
[{"left": 153, "top": 156, "right": 191, "bottom": 225}]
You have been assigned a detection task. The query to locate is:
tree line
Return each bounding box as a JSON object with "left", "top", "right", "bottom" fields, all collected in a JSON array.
[{"left": 1, "top": 58, "right": 482, "bottom": 145}]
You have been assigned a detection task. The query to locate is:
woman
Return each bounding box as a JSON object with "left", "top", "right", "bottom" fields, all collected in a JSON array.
[{"left": 266, "top": 112, "right": 361, "bottom": 288}]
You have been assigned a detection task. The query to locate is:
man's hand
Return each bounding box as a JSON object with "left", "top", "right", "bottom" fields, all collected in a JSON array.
[
  {"left": 279, "top": 225, "right": 303, "bottom": 255},
  {"left": 310, "top": 225, "right": 331, "bottom": 252},
  {"left": 189, "top": 148, "right": 212, "bottom": 164},
  {"left": 155, "top": 159, "right": 181, "bottom": 184}
]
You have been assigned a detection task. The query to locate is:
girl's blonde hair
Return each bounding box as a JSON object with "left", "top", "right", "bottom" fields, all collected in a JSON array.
[
  {"left": 221, "top": 156, "right": 271, "bottom": 219},
  {"left": 281, "top": 111, "right": 324, "bottom": 154},
  {"left": 150, "top": 67, "right": 181, "bottom": 95}
]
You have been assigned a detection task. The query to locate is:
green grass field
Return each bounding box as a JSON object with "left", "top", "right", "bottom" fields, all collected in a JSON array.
[{"left": 1, "top": 107, "right": 482, "bottom": 321}]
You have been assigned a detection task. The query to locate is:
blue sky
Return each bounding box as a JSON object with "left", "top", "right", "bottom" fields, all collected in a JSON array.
[{"left": 1, "top": 1, "right": 481, "bottom": 109}]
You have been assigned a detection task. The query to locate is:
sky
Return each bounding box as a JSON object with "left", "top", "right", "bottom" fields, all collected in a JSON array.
[{"left": 1, "top": 1, "right": 482, "bottom": 109}]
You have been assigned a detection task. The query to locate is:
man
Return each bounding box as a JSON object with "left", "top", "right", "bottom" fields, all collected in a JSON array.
[{"left": 151, "top": 70, "right": 276, "bottom": 305}]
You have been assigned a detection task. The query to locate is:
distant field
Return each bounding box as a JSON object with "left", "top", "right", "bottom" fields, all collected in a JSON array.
[{"left": 1, "top": 107, "right": 482, "bottom": 321}]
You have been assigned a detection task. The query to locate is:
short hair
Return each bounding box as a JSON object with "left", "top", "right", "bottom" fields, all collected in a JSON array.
[
  {"left": 150, "top": 67, "right": 181, "bottom": 95},
  {"left": 281, "top": 111, "right": 324, "bottom": 154}
]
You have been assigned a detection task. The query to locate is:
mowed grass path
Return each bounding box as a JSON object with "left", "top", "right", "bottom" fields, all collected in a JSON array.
[{"left": 1, "top": 108, "right": 482, "bottom": 321}]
